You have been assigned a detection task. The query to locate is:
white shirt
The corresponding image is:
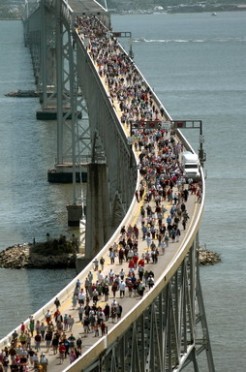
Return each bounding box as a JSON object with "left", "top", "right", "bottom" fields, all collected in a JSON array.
[{"left": 119, "top": 281, "right": 126, "bottom": 291}]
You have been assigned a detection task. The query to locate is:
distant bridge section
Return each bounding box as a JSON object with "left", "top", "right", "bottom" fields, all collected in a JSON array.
[{"left": 23, "top": 0, "right": 136, "bottom": 251}]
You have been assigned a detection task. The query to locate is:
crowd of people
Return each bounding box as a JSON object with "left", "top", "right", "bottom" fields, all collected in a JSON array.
[{"left": 0, "top": 14, "right": 202, "bottom": 372}]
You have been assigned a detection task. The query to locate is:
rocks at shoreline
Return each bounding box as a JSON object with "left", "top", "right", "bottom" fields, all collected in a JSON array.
[
  {"left": 0, "top": 242, "right": 220, "bottom": 269},
  {"left": 197, "top": 247, "right": 221, "bottom": 265},
  {"left": 0, "top": 242, "right": 76, "bottom": 269}
]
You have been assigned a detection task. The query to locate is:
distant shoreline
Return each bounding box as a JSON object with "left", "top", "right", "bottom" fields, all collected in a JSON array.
[
  {"left": 0, "top": 4, "right": 246, "bottom": 21},
  {"left": 115, "top": 7, "right": 246, "bottom": 15}
]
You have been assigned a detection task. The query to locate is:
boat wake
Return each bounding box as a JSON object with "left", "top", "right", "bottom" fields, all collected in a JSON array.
[{"left": 133, "top": 37, "right": 246, "bottom": 43}]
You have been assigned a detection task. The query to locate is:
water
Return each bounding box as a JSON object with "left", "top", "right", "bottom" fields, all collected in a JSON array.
[
  {"left": 0, "top": 11, "right": 245, "bottom": 370},
  {"left": 0, "top": 20, "right": 77, "bottom": 335}
]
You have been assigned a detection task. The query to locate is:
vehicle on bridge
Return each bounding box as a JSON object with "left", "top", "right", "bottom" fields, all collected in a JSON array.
[{"left": 181, "top": 150, "right": 201, "bottom": 181}]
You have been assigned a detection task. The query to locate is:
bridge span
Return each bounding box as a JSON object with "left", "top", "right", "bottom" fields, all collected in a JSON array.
[{"left": 0, "top": 1, "right": 215, "bottom": 371}]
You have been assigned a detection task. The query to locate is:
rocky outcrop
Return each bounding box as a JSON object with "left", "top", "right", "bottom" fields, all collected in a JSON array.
[
  {"left": 197, "top": 247, "right": 221, "bottom": 265},
  {"left": 0, "top": 244, "right": 30, "bottom": 269},
  {"left": 5, "top": 90, "right": 39, "bottom": 97},
  {"left": 0, "top": 242, "right": 76, "bottom": 269}
]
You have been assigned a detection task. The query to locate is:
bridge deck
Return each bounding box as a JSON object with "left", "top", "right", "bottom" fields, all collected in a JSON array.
[
  {"left": 68, "top": 0, "right": 106, "bottom": 13},
  {"left": 33, "top": 193, "right": 199, "bottom": 371}
]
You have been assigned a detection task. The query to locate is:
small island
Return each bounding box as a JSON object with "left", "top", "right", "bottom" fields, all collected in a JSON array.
[
  {"left": 197, "top": 246, "right": 221, "bottom": 265},
  {"left": 0, "top": 235, "right": 79, "bottom": 269}
]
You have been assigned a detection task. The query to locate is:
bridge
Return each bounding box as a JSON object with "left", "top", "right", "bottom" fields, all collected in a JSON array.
[{"left": 0, "top": 1, "right": 215, "bottom": 371}]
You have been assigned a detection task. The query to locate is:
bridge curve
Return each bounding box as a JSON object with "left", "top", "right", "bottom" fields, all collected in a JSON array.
[{"left": 0, "top": 2, "right": 215, "bottom": 371}]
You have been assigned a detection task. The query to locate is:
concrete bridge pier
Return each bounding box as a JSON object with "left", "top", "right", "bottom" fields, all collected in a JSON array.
[{"left": 85, "top": 163, "right": 111, "bottom": 260}]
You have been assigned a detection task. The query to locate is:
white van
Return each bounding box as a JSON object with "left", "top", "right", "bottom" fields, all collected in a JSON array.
[{"left": 181, "top": 151, "right": 201, "bottom": 182}]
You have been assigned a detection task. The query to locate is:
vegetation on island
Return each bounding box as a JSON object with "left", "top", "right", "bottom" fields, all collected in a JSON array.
[
  {"left": 0, "top": 235, "right": 79, "bottom": 269},
  {"left": 0, "top": 0, "right": 24, "bottom": 19},
  {"left": 32, "top": 234, "right": 79, "bottom": 256}
]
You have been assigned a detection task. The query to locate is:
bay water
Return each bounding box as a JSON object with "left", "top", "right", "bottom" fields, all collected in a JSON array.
[{"left": 0, "top": 11, "right": 245, "bottom": 371}]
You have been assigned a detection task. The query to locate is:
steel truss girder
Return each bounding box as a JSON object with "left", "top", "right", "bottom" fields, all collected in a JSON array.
[
  {"left": 44, "top": 0, "right": 109, "bottom": 29},
  {"left": 54, "top": 1, "right": 91, "bottom": 167},
  {"left": 76, "top": 29, "right": 137, "bottom": 203},
  {"left": 25, "top": 1, "right": 92, "bottom": 169},
  {"left": 29, "top": 30, "right": 41, "bottom": 83},
  {"left": 83, "top": 244, "right": 214, "bottom": 372},
  {"left": 40, "top": 3, "right": 56, "bottom": 98},
  {"left": 24, "top": 1, "right": 40, "bottom": 19}
]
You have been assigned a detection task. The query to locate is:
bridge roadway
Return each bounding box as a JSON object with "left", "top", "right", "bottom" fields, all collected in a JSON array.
[
  {"left": 0, "top": 11, "right": 204, "bottom": 372},
  {"left": 44, "top": 194, "right": 199, "bottom": 372}
]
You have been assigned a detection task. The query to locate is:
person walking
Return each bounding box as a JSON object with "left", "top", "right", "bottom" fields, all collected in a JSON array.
[
  {"left": 29, "top": 315, "right": 35, "bottom": 337},
  {"left": 34, "top": 332, "right": 42, "bottom": 351},
  {"left": 39, "top": 353, "right": 48, "bottom": 372},
  {"left": 99, "top": 256, "right": 105, "bottom": 270},
  {"left": 54, "top": 297, "right": 61, "bottom": 309},
  {"left": 119, "top": 280, "right": 126, "bottom": 298},
  {"left": 59, "top": 343, "right": 66, "bottom": 364}
]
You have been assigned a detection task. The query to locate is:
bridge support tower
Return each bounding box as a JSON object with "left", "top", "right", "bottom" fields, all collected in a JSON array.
[{"left": 85, "top": 163, "right": 111, "bottom": 260}]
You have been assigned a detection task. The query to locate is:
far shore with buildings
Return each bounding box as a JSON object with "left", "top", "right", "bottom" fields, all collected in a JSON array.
[{"left": 1, "top": 1, "right": 246, "bottom": 19}]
